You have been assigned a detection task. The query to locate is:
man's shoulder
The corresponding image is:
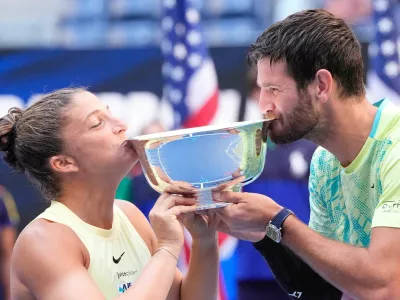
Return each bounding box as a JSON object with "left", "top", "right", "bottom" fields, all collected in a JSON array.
[
  {"left": 376, "top": 101, "right": 400, "bottom": 140},
  {"left": 311, "top": 146, "right": 338, "bottom": 169}
]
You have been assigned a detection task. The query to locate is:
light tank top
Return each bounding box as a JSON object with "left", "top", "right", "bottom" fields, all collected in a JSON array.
[{"left": 36, "top": 201, "right": 151, "bottom": 299}]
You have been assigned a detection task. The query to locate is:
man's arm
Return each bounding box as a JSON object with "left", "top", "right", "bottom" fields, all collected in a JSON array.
[
  {"left": 281, "top": 217, "right": 400, "bottom": 299},
  {"left": 253, "top": 234, "right": 342, "bottom": 299},
  {"left": 212, "top": 143, "right": 400, "bottom": 299},
  {"left": 252, "top": 148, "right": 341, "bottom": 299},
  {"left": 280, "top": 144, "right": 400, "bottom": 300}
]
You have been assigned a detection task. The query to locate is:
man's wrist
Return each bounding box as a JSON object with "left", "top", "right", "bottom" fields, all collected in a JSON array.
[
  {"left": 262, "top": 204, "right": 283, "bottom": 228},
  {"left": 280, "top": 214, "right": 297, "bottom": 244},
  {"left": 264, "top": 207, "right": 295, "bottom": 243}
]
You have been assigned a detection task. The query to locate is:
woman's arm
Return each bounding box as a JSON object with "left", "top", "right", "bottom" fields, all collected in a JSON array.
[{"left": 116, "top": 200, "right": 219, "bottom": 300}]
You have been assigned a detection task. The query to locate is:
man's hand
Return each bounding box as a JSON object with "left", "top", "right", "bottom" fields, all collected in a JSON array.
[
  {"left": 213, "top": 191, "right": 283, "bottom": 231},
  {"left": 197, "top": 191, "right": 282, "bottom": 242}
]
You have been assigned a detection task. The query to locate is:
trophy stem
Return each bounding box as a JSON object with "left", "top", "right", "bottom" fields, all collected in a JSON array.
[{"left": 195, "top": 189, "right": 232, "bottom": 211}]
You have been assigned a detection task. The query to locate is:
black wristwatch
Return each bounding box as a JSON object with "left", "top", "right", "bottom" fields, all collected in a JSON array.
[{"left": 265, "top": 208, "right": 294, "bottom": 243}]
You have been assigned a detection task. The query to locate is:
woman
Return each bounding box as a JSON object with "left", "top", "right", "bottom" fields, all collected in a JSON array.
[{"left": 0, "top": 88, "right": 219, "bottom": 300}]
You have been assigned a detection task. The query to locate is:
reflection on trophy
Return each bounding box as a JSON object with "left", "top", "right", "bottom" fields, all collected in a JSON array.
[{"left": 129, "top": 118, "right": 274, "bottom": 210}]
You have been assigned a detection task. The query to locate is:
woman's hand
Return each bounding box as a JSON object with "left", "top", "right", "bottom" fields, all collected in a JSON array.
[{"left": 149, "top": 192, "right": 197, "bottom": 258}]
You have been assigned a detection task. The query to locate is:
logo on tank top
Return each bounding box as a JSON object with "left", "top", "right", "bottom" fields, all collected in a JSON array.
[
  {"left": 116, "top": 270, "right": 138, "bottom": 293},
  {"left": 113, "top": 251, "right": 125, "bottom": 264},
  {"left": 118, "top": 282, "right": 133, "bottom": 294}
]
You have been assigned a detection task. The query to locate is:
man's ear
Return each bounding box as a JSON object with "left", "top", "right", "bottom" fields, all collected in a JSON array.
[
  {"left": 49, "top": 155, "right": 79, "bottom": 173},
  {"left": 314, "top": 69, "right": 333, "bottom": 104}
]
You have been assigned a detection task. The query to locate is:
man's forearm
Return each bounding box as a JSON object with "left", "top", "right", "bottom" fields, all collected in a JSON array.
[
  {"left": 253, "top": 235, "right": 342, "bottom": 299},
  {"left": 281, "top": 216, "right": 393, "bottom": 299},
  {"left": 181, "top": 236, "right": 219, "bottom": 300}
]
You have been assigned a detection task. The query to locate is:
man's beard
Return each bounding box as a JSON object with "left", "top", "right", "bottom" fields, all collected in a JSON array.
[{"left": 268, "top": 92, "right": 327, "bottom": 145}]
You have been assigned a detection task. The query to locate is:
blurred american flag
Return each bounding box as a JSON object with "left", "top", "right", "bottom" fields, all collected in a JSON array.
[
  {"left": 160, "top": 0, "right": 237, "bottom": 299},
  {"left": 160, "top": 0, "right": 218, "bottom": 130},
  {"left": 367, "top": 0, "right": 400, "bottom": 103}
]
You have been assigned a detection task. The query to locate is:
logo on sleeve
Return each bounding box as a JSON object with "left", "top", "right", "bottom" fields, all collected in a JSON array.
[{"left": 380, "top": 200, "right": 400, "bottom": 213}]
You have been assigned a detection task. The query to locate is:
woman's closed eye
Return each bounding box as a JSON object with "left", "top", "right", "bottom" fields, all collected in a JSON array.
[{"left": 90, "top": 119, "right": 104, "bottom": 129}]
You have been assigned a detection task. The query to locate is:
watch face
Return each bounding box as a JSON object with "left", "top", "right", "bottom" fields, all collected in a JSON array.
[{"left": 266, "top": 224, "right": 282, "bottom": 243}]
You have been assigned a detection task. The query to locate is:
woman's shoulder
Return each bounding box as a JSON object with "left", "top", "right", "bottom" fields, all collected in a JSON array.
[
  {"left": 12, "top": 219, "right": 90, "bottom": 297},
  {"left": 18, "top": 218, "right": 81, "bottom": 243},
  {"left": 13, "top": 219, "right": 87, "bottom": 273}
]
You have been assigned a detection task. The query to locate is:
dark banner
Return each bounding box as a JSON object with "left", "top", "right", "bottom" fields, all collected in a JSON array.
[{"left": 0, "top": 47, "right": 249, "bottom": 101}]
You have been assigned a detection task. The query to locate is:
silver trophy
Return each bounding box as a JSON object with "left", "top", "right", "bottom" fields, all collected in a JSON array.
[{"left": 129, "top": 118, "right": 273, "bottom": 210}]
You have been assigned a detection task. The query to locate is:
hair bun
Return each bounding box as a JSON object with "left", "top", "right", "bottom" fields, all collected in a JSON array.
[{"left": 0, "top": 107, "right": 25, "bottom": 172}]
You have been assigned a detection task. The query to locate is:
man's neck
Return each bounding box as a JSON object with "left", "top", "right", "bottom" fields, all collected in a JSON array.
[
  {"left": 57, "top": 177, "right": 120, "bottom": 229},
  {"left": 319, "top": 99, "right": 378, "bottom": 167}
]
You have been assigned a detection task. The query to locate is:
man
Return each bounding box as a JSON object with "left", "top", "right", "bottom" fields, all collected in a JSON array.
[
  {"left": 0, "top": 186, "right": 19, "bottom": 300},
  {"left": 207, "top": 9, "right": 400, "bottom": 299},
  {"left": 239, "top": 64, "right": 317, "bottom": 299}
]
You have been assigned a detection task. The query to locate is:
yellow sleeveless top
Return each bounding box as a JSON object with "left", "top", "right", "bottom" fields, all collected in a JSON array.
[{"left": 35, "top": 201, "right": 152, "bottom": 300}]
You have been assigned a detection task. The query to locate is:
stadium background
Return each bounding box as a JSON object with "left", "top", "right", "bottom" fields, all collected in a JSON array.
[{"left": 0, "top": 1, "right": 398, "bottom": 299}]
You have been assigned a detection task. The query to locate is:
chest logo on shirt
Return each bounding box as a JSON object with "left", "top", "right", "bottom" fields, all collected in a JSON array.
[
  {"left": 118, "top": 282, "right": 132, "bottom": 294},
  {"left": 113, "top": 251, "right": 125, "bottom": 264}
]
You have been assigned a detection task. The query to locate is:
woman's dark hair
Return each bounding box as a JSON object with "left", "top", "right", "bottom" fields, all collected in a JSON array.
[
  {"left": 0, "top": 87, "right": 86, "bottom": 200},
  {"left": 248, "top": 9, "right": 365, "bottom": 99}
]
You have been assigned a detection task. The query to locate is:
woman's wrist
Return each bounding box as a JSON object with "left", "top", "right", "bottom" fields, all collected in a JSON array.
[
  {"left": 191, "top": 233, "right": 218, "bottom": 250},
  {"left": 154, "top": 247, "right": 179, "bottom": 261},
  {"left": 156, "top": 242, "right": 182, "bottom": 260}
]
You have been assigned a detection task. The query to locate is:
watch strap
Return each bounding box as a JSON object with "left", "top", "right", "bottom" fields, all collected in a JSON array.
[{"left": 270, "top": 208, "right": 293, "bottom": 229}]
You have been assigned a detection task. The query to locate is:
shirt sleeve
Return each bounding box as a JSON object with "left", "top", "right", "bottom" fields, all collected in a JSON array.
[
  {"left": 308, "top": 148, "right": 334, "bottom": 239},
  {"left": 372, "top": 141, "right": 400, "bottom": 228}
]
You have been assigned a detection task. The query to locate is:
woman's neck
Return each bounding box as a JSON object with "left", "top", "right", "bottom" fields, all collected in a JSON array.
[{"left": 57, "top": 177, "right": 120, "bottom": 229}]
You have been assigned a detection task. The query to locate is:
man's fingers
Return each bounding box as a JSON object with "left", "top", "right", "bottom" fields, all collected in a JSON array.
[
  {"left": 213, "top": 220, "right": 233, "bottom": 235},
  {"left": 214, "top": 207, "right": 232, "bottom": 223},
  {"left": 213, "top": 191, "right": 243, "bottom": 204}
]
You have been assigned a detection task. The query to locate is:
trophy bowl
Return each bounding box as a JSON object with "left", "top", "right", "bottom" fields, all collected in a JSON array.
[{"left": 129, "top": 118, "right": 273, "bottom": 210}]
